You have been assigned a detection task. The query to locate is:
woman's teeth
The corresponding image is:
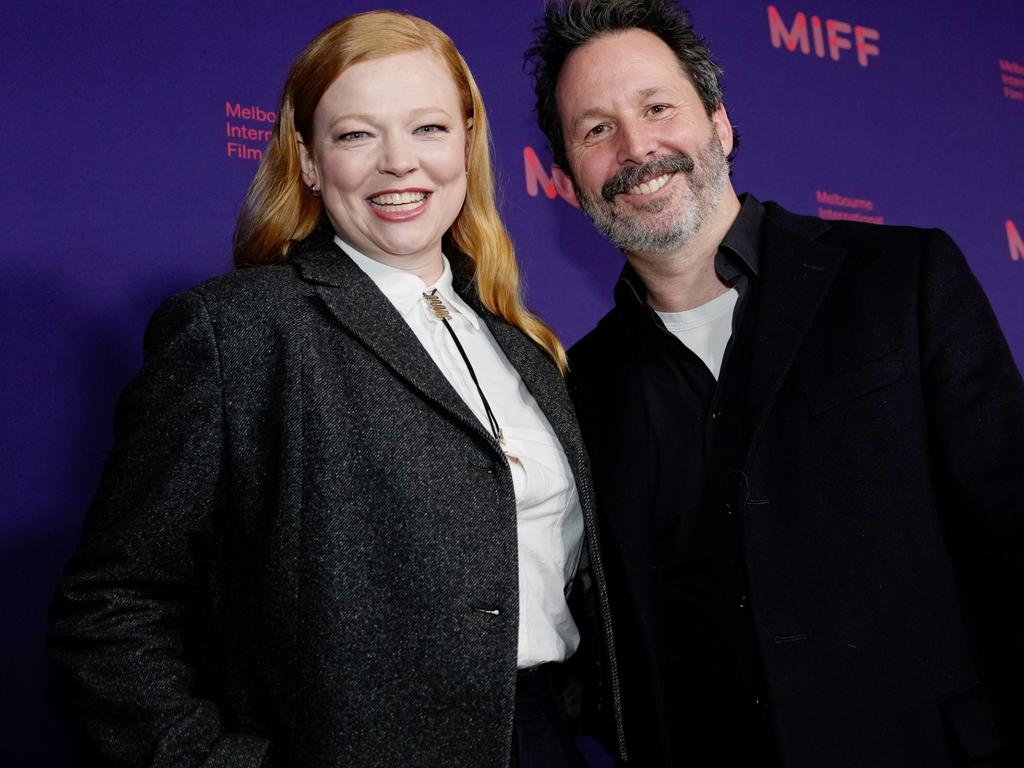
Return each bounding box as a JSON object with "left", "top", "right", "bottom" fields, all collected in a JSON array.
[{"left": 370, "top": 191, "right": 429, "bottom": 210}]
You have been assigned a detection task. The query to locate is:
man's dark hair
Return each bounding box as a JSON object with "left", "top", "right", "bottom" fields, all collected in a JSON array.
[{"left": 525, "top": 0, "right": 738, "bottom": 171}]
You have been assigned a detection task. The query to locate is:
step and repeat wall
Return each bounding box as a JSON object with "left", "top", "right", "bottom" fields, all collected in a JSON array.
[{"left": 4, "top": 1, "right": 1022, "bottom": 764}]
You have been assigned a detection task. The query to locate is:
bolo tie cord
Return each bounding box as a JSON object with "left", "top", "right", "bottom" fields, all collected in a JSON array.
[{"left": 423, "top": 289, "right": 504, "bottom": 447}]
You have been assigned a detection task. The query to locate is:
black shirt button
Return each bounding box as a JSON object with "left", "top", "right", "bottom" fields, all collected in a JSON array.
[
  {"left": 723, "top": 503, "right": 733, "bottom": 515},
  {"left": 711, "top": 409, "right": 723, "bottom": 421},
  {"left": 738, "top": 594, "right": 747, "bottom": 608}
]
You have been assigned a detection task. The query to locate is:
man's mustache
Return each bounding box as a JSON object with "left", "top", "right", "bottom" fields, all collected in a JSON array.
[{"left": 602, "top": 154, "right": 695, "bottom": 201}]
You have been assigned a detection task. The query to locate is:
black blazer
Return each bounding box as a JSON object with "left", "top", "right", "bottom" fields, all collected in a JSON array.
[
  {"left": 49, "top": 228, "right": 623, "bottom": 767},
  {"left": 570, "top": 202, "right": 1024, "bottom": 767}
]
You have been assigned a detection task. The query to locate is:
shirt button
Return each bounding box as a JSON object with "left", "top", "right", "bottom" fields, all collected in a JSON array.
[
  {"left": 711, "top": 409, "right": 723, "bottom": 421},
  {"left": 738, "top": 594, "right": 747, "bottom": 608},
  {"left": 723, "top": 503, "right": 733, "bottom": 515}
]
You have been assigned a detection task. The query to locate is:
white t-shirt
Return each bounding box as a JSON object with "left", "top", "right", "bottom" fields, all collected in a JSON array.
[{"left": 655, "top": 287, "right": 739, "bottom": 380}]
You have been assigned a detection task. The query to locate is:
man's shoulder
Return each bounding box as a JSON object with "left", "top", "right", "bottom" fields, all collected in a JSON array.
[
  {"left": 762, "top": 199, "right": 948, "bottom": 254},
  {"left": 566, "top": 306, "right": 638, "bottom": 393},
  {"left": 569, "top": 307, "right": 629, "bottom": 360}
]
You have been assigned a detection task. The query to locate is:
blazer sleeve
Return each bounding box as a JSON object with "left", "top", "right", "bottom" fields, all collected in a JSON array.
[
  {"left": 48, "top": 289, "right": 271, "bottom": 767},
  {"left": 918, "top": 229, "right": 1024, "bottom": 744}
]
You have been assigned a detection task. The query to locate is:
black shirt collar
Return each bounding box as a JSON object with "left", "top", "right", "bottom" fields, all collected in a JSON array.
[
  {"left": 720, "top": 192, "right": 763, "bottom": 279},
  {"left": 615, "top": 193, "right": 765, "bottom": 307}
]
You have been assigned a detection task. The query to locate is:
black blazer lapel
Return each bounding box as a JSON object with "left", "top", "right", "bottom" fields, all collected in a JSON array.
[
  {"left": 743, "top": 205, "right": 846, "bottom": 464},
  {"left": 291, "top": 237, "right": 500, "bottom": 453}
]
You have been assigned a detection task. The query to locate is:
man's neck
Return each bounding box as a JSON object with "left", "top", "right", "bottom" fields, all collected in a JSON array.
[{"left": 626, "top": 190, "right": 742, "bottom": 313}]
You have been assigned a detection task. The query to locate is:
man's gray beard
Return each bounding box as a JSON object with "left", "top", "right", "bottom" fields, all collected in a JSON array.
[{"left": 576, "top": 132, "right": 730, "bottom": 255}]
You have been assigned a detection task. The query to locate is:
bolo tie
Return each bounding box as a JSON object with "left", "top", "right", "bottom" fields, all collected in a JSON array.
[{"left": 423, "top": 289, "right": 505, "bottom": 448}]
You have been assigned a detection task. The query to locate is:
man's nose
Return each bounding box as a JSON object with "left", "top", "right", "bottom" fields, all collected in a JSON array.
[{"left": 615, "top": 119, "right": 657, "bottom": 166}]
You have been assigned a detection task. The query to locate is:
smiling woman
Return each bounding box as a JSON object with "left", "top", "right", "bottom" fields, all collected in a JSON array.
[
  {"left": 232, "top": 12, "right": 564, "bottom": 368},
  {"left": 296, "top": 49, "right": 469, "bottom": 283},
  {"left": 48, "top": 10, "right": 623, "bottom": 768}
]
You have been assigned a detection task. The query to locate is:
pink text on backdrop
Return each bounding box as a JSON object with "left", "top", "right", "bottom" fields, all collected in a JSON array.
[
  {"left": 225, "top": 103, "right": 277, "bottom": 123},
  {"left": 523, "top": 147, "right": 575, "bottom": 205},
  {"left": 1008, "top": 220, "right": 1024, "bottom": 261},
  {"left": 768, "top": 5, "right": 880, "bottom": 67}
]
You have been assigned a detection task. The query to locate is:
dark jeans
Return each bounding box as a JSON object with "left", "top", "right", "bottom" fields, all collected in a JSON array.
[{"left": 510, "top": 665, "right": 588, "bottom": 768}]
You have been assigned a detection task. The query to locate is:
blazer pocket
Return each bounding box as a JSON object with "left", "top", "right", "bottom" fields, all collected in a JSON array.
[
  {"left": 804, "top": 349, "right": 905, "bottom": 415},
  {"left": 938, "top": 682, "right": 1004, "bottom": 763}
]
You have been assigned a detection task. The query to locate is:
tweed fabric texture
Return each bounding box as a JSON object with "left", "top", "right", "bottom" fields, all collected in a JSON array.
[{"left": 49, "top": 227, "right": 621, "bottom": 767}]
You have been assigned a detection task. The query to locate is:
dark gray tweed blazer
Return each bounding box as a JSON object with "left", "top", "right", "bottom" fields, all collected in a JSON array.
[{"left": 49, "top": 228, "right": 623, "bottom": 768}]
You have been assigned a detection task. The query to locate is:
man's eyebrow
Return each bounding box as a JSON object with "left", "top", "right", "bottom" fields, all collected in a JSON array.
[
  {"left": 570, "top": 107, "right": 611, "bottom": 136},
  {"left": 569, "top": 87, "right": 674, "bottom": 135}
]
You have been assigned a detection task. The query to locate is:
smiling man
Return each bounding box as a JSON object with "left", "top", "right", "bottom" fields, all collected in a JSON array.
[{"left": 527, "top": 1, "right": 1024, "bottom": 766}]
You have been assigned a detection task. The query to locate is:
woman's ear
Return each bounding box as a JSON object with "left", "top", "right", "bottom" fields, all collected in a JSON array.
[
  {"left": 298, "top": 138, "right": 319, "bottom": 189},
  {"left": 464, "top": 117, "right": 474, "bottom": 166}
]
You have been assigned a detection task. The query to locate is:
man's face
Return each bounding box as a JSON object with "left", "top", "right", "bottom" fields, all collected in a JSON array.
[{"left": 553, "top": 29, "right": 733, "bottom": 256}]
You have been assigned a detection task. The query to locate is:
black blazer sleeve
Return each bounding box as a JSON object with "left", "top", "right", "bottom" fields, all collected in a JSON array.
[
  {"left": 48, "top": 289, "right": 271, "bottom": 767},
  {"left": 919, "top": 229, "right": 1024, "bottom": 750}
]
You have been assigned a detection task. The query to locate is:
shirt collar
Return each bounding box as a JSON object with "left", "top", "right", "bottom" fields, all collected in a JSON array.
[
  {"left": 718, "top": 192, "right": 763, "bottom": 280},
  {"left": 615, "top": 192, "right": 765, "bottom": 307},
  {"left": 334, "top": 235, "right": 480, "bottom": 330}
]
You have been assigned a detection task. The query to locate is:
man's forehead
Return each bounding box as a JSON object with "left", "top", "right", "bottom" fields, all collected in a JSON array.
[
  {"left": 556, "top": 32, "right": 698, "bottom": 117},
  {"left": 569, "top": 85, "right": 681, "bottom": 118}
]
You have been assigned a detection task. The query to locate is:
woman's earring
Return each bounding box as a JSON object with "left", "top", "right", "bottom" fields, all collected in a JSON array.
[{"left": 310, "top": 185, "right": 321, "bottom": 197}]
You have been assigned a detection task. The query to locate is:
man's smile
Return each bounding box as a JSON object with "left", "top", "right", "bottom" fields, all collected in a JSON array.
[{"left": 626, "top": 172, "right": 674, "bottom": 196}]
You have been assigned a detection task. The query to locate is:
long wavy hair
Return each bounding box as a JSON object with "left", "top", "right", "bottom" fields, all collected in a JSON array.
[{"left": 233, "top": 11, "right": 567, "bottom": 371}]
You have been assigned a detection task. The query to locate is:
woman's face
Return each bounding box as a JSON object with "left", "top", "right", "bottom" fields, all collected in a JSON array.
[{"left": 300, "top": 49, "right": 469, "bottom": 278}]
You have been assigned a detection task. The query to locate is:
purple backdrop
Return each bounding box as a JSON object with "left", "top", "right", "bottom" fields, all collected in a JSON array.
[{"left": 4, "top": 1, "right": 1022, "bottom": 765}]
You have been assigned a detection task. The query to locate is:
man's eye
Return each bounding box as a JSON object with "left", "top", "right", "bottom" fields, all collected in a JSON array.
[
  {"left": 648, "top": 104, "right": 669, "bottom": 115},
  {"left": 586, "top": 124, "right": 609, "bottom": 138}
]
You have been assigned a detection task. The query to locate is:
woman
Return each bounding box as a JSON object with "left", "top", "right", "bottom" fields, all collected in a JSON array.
[{"left": 49, "top": 11, "right": 623, "bottom": 768}]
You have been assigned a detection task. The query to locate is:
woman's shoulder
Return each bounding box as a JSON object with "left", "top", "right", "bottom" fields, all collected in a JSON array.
[
  {"left": 193, "top": 262, "right": 305, "bottom": 302},
  {"left": 185, "top": 226, "right": 342, "bottom": 314},
  {"left": 146, "top": 263, "right": 317, "bottom": 350},
  {"left": 176, "top": 263, "right": 316, "bottom": 320}
]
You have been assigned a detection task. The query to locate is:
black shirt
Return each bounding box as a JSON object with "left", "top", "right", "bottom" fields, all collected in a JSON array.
[
  {"left": 614, "top": 191, "right": 763, "bottom": 371},
  {"left": 570, "top": 194, "right": 780, "bottom": 766}
]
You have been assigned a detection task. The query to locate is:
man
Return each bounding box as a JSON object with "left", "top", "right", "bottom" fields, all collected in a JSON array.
[{"left": 526, "top": 1, "right": 1024, "bottom": 766}]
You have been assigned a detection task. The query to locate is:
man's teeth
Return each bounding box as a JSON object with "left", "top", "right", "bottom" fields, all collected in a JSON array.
[
  {"left": 370, "top": 191, "right": 429, "bottom": 210},
  {"left": 628, "top": 173, "right": 672, "bottom": 195}
]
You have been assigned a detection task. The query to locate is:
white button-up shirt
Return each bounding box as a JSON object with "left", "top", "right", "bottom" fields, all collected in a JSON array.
[{"left": 339, "top": 237, "right": 584, "bottom": 667}]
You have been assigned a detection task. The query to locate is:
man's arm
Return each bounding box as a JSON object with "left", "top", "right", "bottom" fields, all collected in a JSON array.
[{"left": 919, "top": 229, "right": 1024, "bottom": 749}]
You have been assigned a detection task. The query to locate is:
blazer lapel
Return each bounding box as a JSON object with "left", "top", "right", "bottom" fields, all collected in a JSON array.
[
  {"left": 291, "top": 237, "right": 500, "bottom": 452},
  {"left": 454, "top": 273, "right": 590, "bottom": 476},
  {"left": 743, "top": 207, "right": 845, "bottom": 464},
  {"left": 465, "top": 289, "right": 601, "bottom": 554}
]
